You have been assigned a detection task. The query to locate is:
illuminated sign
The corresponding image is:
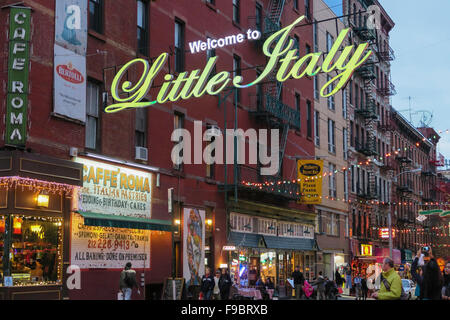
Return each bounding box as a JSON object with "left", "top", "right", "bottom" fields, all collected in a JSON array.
[
  {"left": 6, "top": 7, "right": 31, "bottom": 147},
  {"left": 222, "top": 246, "right": 236, "bottom": 251},
  {"left": 379, "top": 228, "right": 395, "bottom": 239},
  {"left": 189, "top": 29, "right": 261, "bottom": 54},
  {"left": 297, "top": 160, "right": 323, "bottom": 204},
  {"left": 361, "top": 244, "right": 373, "bottom": 256},
  {"left": 105, "top": 16, "right": 372, "bottom": 113},
  {"left": 74, "top": 157, "right": 152, "bottom": 219}
]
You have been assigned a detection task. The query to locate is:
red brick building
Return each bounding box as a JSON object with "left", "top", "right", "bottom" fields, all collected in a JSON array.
[{"left": 1, "top": 0, "right": 317, "bottom": 300}]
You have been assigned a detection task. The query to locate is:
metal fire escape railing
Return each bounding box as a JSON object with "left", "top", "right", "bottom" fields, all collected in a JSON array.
[{"left": 377, "top": 78, "right": 397, "bottom": 97}]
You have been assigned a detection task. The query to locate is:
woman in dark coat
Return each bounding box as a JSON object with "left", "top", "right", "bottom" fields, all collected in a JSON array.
[
  {"left": 411, "top": 248, "right": 443, "bottom": 300},
  {"left": 219, "top": 268, "right": 232, "bottom": 300}
]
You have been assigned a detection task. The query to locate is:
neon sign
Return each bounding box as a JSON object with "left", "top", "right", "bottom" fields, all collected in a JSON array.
[{"left": 105, "top": 16, "right": 373, "bottom": 113}]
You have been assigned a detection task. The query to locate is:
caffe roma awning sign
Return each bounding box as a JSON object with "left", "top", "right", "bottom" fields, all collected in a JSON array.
[{"left": 105, "top": 16, "right": 373, "bottom": 113}]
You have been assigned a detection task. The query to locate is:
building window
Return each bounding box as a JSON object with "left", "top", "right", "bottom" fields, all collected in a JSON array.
[
  {"left": 313, "top": 20, "right": 318, "bottom": 52},
  {"left": 314, "top": 110, "right": 320, "bottom": 146},
  {"left": 89, "top": 0, "right": 104, "bottom": 34},
  {"left": 351, "top": 165, "right": 355, "bottom": 193},
  {"left": 295, "top": 93, "right": 301, "bottom": 129},
  {"left": 137, "top": 0, "right": 149, "bottom": 56},
  {"left": 329, "top": 163, "right": 337, "bottom": 198},
  {"left": 345, "top": 215, "right": 349, "bottom": 237},
  {"left": 86, "top": 81, "right": 100, "bottom": 150},
  {"left": 314, "top": 72, "right": 319, "bottom": 100},
  {"left": 294, "top": 0, "right": 299, "bottom": 10},
  {"left": 328, "top": 119, "right": 335, "bottom": 153},
  {"left": 344, "top": 170, "right": 349, "bottom": 201},
  {"left": 206, "top": 0, "right": 215, "bottom": 5},
  {"left": 307, "top": 100, "right": 312, "bottom": 138},
  {"left": 304, "top": 0, "right": 311, "bottom": 19},
  {"left": 135, "top": 107, "right": 147, "bottom": 148},
  {"left": 327, "top": 75, "right": 335, "bottom": 110},
  {"left": 326, "top": 32, "right": 334, "bottom": 53},
  {"left": 343, "top": 127, "right": 348, "bottom": 160},
  {"left": 206, "top": 38, "right": 217, "bottom": 76},
  {"left": 332, "top": 214, "right": 340, "bottom": 236},
  {"left": 342, "top": 88, "right": 347, "bottom": 119},
  {"left": 233, "top": 55, "right": 241, "bottom": 103},
  {"left": 206, "top": 124, "right": 216, "bottom": 179},
  {"left": 293, "top": 35, "right": 300, "bottom": 54},
  {"left": 233, "top": 0, "right": 240, "bottom": 24},
  {"left": 173, "top": 112, "right": 185, "bottom": 171},
  {"left": 1, "top": 215, "right": 63, "bottom": 286},
  {"left": 174, "top": 19, "right": 185, "bottom": 73},
  {"left": 256, "top": 3, "right": 263, "bottom": 32}
]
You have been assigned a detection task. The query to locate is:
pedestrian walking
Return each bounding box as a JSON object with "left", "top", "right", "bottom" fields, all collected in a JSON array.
[
  {"left": 354, "top": 274, "right": 362, "bottom": 300},
  {"left": 442, "top": 260, "right": 450, "bottom": 301},
  {"left": 361, "top": 276, "right": 368, "bottom": 300},
  {"left": 119, "top": 262, "right": 140, "bottom": 300},
  {"left": 371, "top": 257, "right": 402, "bottom": 300},
  {"left": 201, "top": 267, "right": 215, "bottom": 300},
  {"left": 335, "top": 268, "right": 343, "bottom": 288},
  {"left": 344, "top": 266, "right": 352, "bottom": 295},
  {"left": 313, "top": 271, "right": 326, "bottom": 300},
  {"left": 219, "top": 268, "right": 232, "bottom": 300},
  {"left": 212, "top": 269, "right": 221, "bottom": 300},
  {"left": 291, "top": 265, "right": 305, "bottom": 299},
  {"left": 266, "top": 277, "right": 275, "bottom": 289},
  {"left": 411, "top": 248, "right": 443, "bottom": 300}
]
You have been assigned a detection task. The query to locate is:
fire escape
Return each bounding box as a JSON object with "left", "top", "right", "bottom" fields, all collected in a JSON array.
[{"left": 230, "top": 0, "right": 300, "bottom": 201}]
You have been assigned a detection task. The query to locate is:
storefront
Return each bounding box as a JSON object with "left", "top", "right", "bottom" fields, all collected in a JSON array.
[
  {"left": 0, "top": 150, "right": 82, "bottom": 300},
  {"left": 69, "top": 157, "right": 173, "bottom": 300},
  {"left": 226, "top": 202, "right": 317, "bottom": 297}
]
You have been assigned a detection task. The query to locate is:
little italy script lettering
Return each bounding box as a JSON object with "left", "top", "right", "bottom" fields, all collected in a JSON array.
[{"left": 105, "top": 15, "right": 373, "bottom": 113}]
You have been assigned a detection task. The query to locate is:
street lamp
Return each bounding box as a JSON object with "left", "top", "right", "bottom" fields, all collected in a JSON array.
[{"left": 389, "top": 166, "right": 422, "bottom": 258}]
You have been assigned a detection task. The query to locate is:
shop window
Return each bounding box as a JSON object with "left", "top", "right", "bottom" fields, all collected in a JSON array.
[
  {"left": 5, "top": 215, "right": 63, "bottom": 286},
  {"left": 0, "top": 216, "right": 4, "bottom": 285},
  {"left": 233, "top": 0, "right": 240, "bottom": 24}
]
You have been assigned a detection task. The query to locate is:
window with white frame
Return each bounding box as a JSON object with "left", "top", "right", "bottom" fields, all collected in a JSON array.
[
  {"left": 331, "top": 214, "right": 340, "bottom": 236},
  {"left": 258, "top": 218, "right": 277, "bottom": 236},
  {"left": 328, "top": 119, "right": 336, "bottom": 153},
  {"left": 86, "top": 81, "right": 100, "bottom": 150},
  {"left": 342, "top": 88, "right": 347, "bottom": 119},
  {"left": 327, "top": 75, "right": 335, "bottom": 110},
  {"left": 343, "top": 127, "right": 348, "bottom": 160},
  {"left": 230, "top": 212, "right": 253, "bottom": 233},
  {"left": 344, "top": 170, "right": 349, "bottom": 201},
  {"left": 329, "top": 163, "right": 337, "bottom": 198}
]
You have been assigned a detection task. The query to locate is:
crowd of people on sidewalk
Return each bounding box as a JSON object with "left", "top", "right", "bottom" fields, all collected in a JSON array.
[{"left": 115, "top": 249, "right": 450, "bottom": 300}]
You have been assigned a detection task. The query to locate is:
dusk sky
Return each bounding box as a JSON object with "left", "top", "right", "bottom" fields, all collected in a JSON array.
[{"left": 323, "top": 0, "right": 450, "bottom": 163}]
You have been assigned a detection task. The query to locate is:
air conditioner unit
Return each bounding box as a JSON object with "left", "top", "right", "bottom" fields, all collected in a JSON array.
[
  {"left": 69, "top": 147, "right": 78, "bottom": 157},
  {"left": 135, "top": 146, "right": 148, "bottom": 161}
]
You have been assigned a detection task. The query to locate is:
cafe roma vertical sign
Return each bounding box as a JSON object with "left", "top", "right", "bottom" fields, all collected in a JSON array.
[{"left": 5, "top": 6, "right": 31, "bottom": 147}]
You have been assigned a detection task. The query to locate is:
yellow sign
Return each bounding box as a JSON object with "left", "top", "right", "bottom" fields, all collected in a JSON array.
[
  {"left": 297, "top": 160, "right": 323, "bottom": 204},
  {"left": 361, "top": 244, "right": 373, "bottom": 256},
  {"left": 105, "top": 16, "right": 372, "bottom": 113}
]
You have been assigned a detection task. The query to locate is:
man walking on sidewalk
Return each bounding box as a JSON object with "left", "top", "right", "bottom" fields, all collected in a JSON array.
[
  {"left": 292, "top": 266, "right": 305, "bottom": 299},
  {"left": 119, "top": 262, "right": 140, "bottom": 300}
]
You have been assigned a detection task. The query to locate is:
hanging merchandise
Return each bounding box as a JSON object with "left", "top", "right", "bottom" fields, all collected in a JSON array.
[{"left": 13, "top": 217, "right": 23, "bottom": 235}]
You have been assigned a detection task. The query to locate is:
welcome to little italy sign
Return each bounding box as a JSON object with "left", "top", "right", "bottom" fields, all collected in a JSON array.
[{"left": 105, "top": 16, "right": 373, "bottom": 113}]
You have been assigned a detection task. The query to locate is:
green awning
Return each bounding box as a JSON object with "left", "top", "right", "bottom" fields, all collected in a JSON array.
[{"left": 76, "top": 211, "right": 175, "bottom": 232}]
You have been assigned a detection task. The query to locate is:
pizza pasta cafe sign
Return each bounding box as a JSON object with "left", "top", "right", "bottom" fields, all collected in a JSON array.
[{"left": 105, "top": 15, "right": 373, "bottom": 113}]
